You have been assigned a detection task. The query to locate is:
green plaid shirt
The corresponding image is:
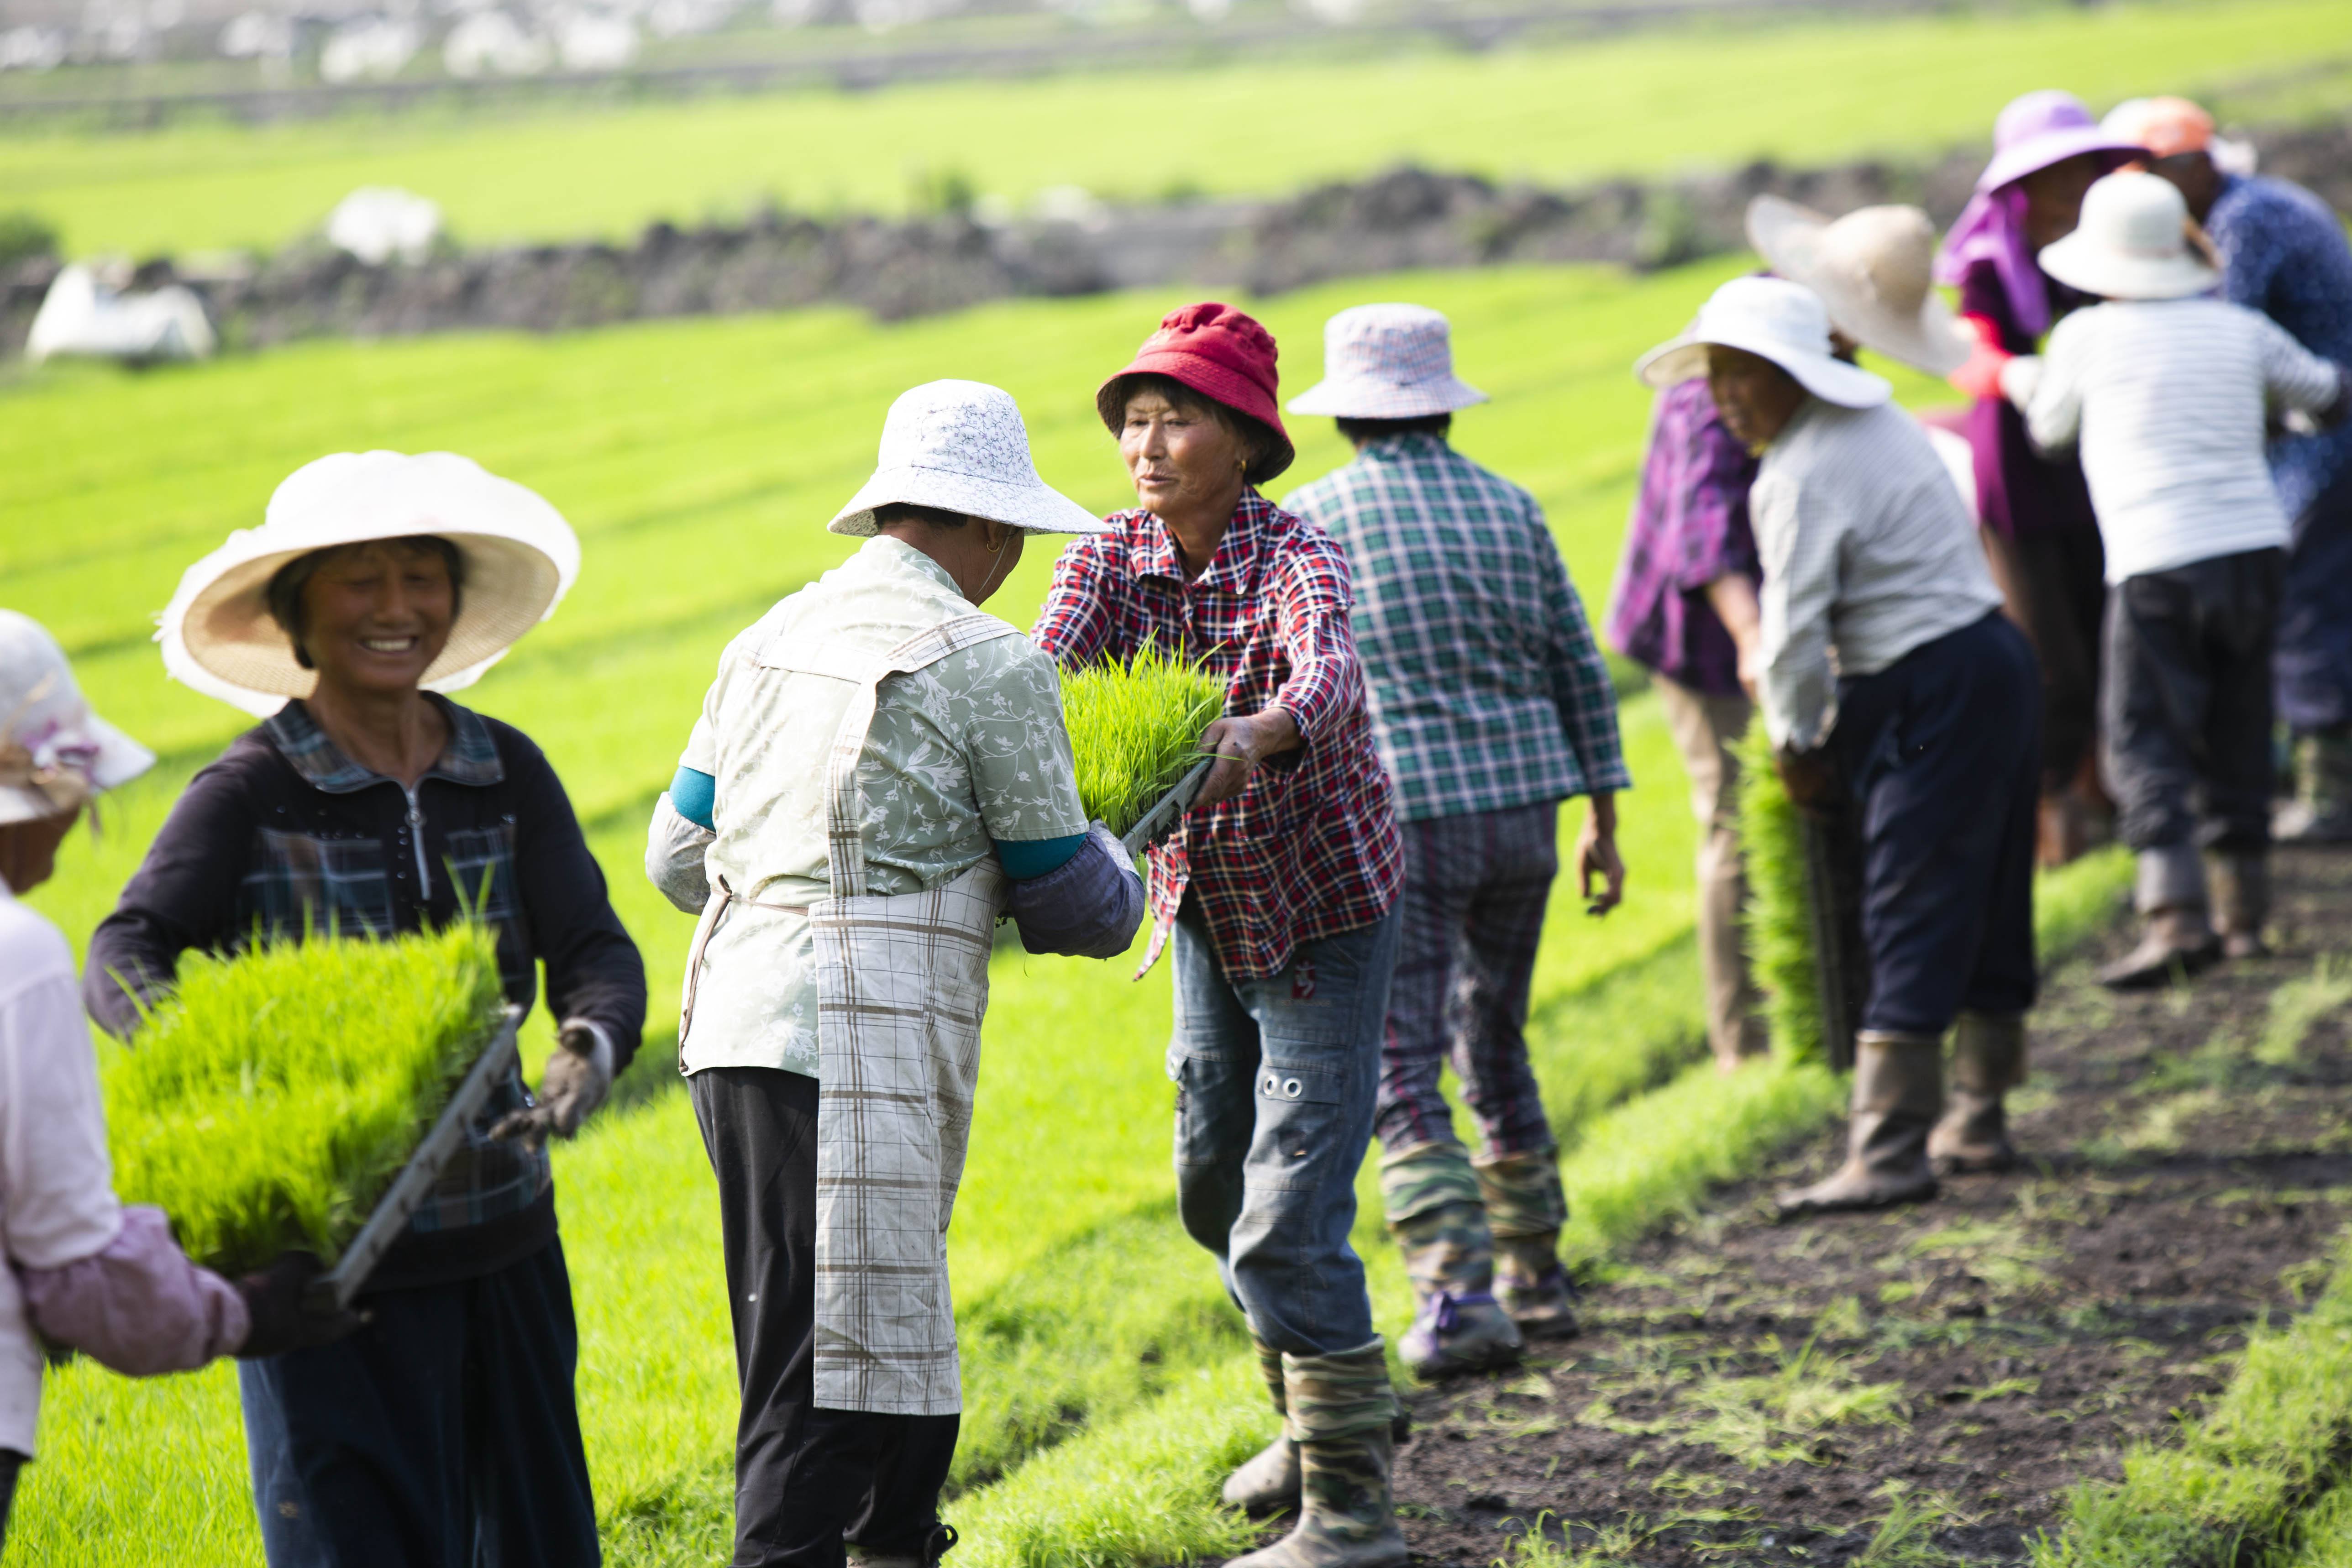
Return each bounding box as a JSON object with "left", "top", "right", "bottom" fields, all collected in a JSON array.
[{"left": 1284, "top": 433, "right": 1629, "bottom": 823}]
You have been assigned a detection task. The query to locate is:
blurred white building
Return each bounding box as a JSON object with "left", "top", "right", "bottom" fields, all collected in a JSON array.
[
  {"left": 325, "top": 186, "right": 443, "bottom": 264},
  {"left": 27, "top": 265, "right": 217, "bottom": 365},
  {"left": 319, "top": 15, "right": 420, "bottom": 79},
  {"left": 442, "top": 9, "right": 547, "bottom": 73}
]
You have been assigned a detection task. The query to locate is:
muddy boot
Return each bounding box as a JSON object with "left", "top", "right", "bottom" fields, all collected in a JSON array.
[
  {"left": 1228, "top": 1340, "right": 1409, "bottom": 1568},
  {"left": 848, "top": 1524, "right": 958, "bottom": 1568},
  {"left": 2206, "top": 849, "right": 2272, "bottom": 960},
  {"left": 2099, "top": 845, "right": 2221, "bottom": 990},
  {"left": 1776, "top": 1032, "right": 1942, "bottom": 1216},
  {"left": 1474, "top": 1148, "right": 1579, "bottom": 1341},
  {"left": 1930, "top": 1011, "right": 2026, "bottom": 1175},
  {"left": 1379, "top": 1143, "right": 1521, "bottom": 1379},
  {"left": 2277, "top": 730, "right": 2352, "bottom": 844},
  {"left": 1223, "top": 1335, "right": 1301, "bottom": 1515}
]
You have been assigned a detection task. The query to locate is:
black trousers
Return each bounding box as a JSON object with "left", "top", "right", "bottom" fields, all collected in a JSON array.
[
  {"left": 1984, "top": 521, "right": 2107, "bottom": 792},
  {"left": 689, "top": 1066, "right": 959, "bottom": 1568},
  {"left": 2101, "top": 548, "right": 2283, "bottom": 854},
  {"left": 1830, "top": 612, "right": 2042, "bottom": 1037},
  {"left": 0, "top": 1446, "right": 22, "bottom": 1552}
]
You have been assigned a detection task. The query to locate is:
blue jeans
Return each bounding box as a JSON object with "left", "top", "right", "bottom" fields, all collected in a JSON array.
[{"left": 1168, "top": 903, "right": 1399, "bottom": 1357}]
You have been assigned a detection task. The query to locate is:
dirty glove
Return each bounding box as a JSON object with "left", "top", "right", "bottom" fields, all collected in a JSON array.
[
  {"left": 235, "top": 1253, "right": 366, "bottom": 1360},
  {"left": 1775, "top": 744, "right": 1844, "bottom": 819},
  {"left": 490, "top": 1020, "right": 614, "bottom": 1148}
]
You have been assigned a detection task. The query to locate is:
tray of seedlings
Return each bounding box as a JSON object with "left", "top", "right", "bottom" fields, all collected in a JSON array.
[
  {"left": 1060, "top": 645, "right": 1228, "bottom": 860},
  {"left": 100, "top": 922, "right": 521, "bottom": 1313}
]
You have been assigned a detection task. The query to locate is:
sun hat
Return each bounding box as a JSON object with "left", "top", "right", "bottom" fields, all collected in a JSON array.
[
  {"left": 1097, "top": 302, "right": 1295, "bottom": 484},
  {"left": 159, "top": 450, "right": 582, "bottom": 719},
  {"left": 2038, "top": 171, "right": 2219, "bottom": 301},
  {"left": 1975, "top": 89, "right": 2148, "bottom": 195},
  {"left": 0, "top": 610, "right": 153, "bottom": 826},
  {"left": 830, "top": 379, "right": 1106, "bottom": 538},
  {"left": 1634, "top": 276, "right": 1893, "bottom": 408},
  {"left": 1285, "top": 303, "right": 1490, "bottom": 419},
  {"left": 1746, "top": 197, "right": 1974, "bottom": 377},
  {"left": 2102, "top": 95, "right": 2259, "bottom": 178}
]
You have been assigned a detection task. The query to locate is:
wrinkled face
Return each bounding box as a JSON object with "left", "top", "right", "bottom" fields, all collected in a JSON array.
[
  {"left": 2021, "top": 153, "right": 2104, "bottom": 251},
  {"left": 1120, "top": 387, "right": 1248, "bottom": 518},
  {"left": 300, "top": 540, "right": 456, "bottom": 699},
  {"left": 1707, "top": 346, "right": 1808, "bottom": 449}
]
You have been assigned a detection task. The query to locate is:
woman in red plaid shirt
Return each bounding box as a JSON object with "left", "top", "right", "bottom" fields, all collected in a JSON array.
[{"left": 1031, "top": 303, "right": 1408, "bottom": 1568}]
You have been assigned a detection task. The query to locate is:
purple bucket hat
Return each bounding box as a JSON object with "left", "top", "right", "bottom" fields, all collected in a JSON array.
[{"left": 1975, "top": 89, "right": 2147, "bottom": 193}]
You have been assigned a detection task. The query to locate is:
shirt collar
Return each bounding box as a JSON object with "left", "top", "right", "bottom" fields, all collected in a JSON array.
[
  {"left": 862, "top": 533, "right": 967, "bottom": 601},
  {"left": 1125, "top": 491, "right": 1278, "bottom": 595},
  {"left": 266, "top": 695, "right": 505, "bottom": 795}
]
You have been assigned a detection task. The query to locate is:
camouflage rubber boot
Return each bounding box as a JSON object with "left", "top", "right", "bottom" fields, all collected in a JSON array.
[
  {"left": 1776, "top": 1032, "right": 1942, "bottom": 1216},
  {"left": 1227, "top": 1339, "right": 1410, "bottom": 1568},
  {"left": 1929, "top": 1011, "right": 2026, "bottom": 1175},
  {"left": 1379, "top": 1142, "right": 1522, "bottom": 1379},
  {"left": 2099, "top": 845, "right": 2221, "bottom": 991},
  {"left": 1222, "top": 1335, "right": 1302, "bottom": 1515},
  {"left": 2205, "top": 850, "right": 2273, "bottom": 960},
  {"left": 1474, "top": 1148, "right": 1579, "bottom": 1341},
  {"left": 2278, "top": 730, "right": 2352, "bottom": 844}
]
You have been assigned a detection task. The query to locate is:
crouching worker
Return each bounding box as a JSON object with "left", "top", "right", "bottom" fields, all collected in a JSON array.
[
  {"left": 648, "top": 381, "right": 1144, "bottom": 1568},
  {"left": 87, "top": 453, "right": 648, "bottom": 1567},
  {"left": 1636, "top": 278, "right": 2041, "bottom": 1216},
  {"left": 0, "top": 613, "right": 357, "bottom": 1552}
]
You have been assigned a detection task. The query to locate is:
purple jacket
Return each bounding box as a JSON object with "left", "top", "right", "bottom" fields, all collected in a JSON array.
[{"left": 1605, "top": 378, "right": 1760, "bottom": 697}]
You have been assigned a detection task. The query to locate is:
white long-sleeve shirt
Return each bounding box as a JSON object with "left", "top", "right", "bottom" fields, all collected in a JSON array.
[
  {"left": 2026, "top": 297, "right": 2343, "bottom": 583},
  {"left": 1752, "top": 397, "right": 2005, "bottom": 750}
]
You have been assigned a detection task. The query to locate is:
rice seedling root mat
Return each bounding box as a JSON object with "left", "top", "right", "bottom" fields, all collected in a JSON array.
[{"left": 1061, "top": 646, "right": 1225, "bottom": 842}]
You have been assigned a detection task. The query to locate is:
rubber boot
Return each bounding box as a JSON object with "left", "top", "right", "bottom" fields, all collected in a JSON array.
[
  {"left": 1222, "top": 1336, "right": 1301, "bottom": 1516},
  {"left": 2099, "top": 845, "right": 2221, "bottom": 990},
  {"left": 1379, "top": 1143, "right": 1521, "bottom": 1378},
  {"left": 2206, "top": 850, "right": 2272, "bottom": 960},
  {"left": 1227, "top": 1339, "right": 1409, "bottom": 1568},
  {"left": 2277, "top": 730, "right": 2352, "bottom": 844},
  {"left": 847, "top": 1524, "right": 958, "bottom": 1568},
  {"left": 1776, "top": 1032, "right": 1941, "bottom": 1216},
  {"left": 1474, "top": 1148, "right": 1579, "bottom": 1341},
  {"left": 1929, "top": 1011, "right": 2027, "bottom": 1175}
]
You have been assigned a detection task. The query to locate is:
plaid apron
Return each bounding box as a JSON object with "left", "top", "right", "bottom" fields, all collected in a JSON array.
[{"left": 810, "top": 613, "right": 1013, "bottom": 1416}]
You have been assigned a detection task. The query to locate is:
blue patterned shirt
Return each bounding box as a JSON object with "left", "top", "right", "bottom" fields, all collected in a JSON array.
[
  {"left": 2209, "top": 173, "right": 2352, "bottom": 519},
  {"left": 1283, "top": 433, "right": 1629, "bottom": 823}
]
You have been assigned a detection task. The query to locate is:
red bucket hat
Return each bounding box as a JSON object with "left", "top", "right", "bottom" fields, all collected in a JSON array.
[{"left": 1097, "top": 301, "right": 1296, "bottom": 484}]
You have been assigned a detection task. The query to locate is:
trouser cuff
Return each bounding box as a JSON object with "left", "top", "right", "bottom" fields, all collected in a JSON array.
[{"left": 2135, "top": 843, "right": 2207, "bottom": 913}]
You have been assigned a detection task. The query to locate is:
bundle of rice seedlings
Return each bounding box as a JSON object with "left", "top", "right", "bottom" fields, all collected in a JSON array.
[
  {"left": 1060, "top": 645, "right": 1225, "bottom": 837},
  {"left": 1737, "top": 724, "right": 1829, "bottom": 1065},
  {"left": 101, "top": 922, "right": 506, "bottom": 1277}
]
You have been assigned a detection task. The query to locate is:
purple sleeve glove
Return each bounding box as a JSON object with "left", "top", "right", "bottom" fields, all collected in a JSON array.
[
  {"left": 21, "top": 1206, "right": 248, "bottom": 1374},
  {"left": 1008, "top": 824, "right": 1146, "bottom": 960}
]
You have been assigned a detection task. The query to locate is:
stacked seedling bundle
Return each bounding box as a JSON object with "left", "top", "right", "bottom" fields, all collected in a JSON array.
[
  {"left": 1737, "top": 725, "right": 1833, "bottom": 1066},
  {"left": 1061, "top": 646, "right": 1226, "bottom": 838},
  {"left": 102, "top": 922, "right": 506, "bottom": 1277}
]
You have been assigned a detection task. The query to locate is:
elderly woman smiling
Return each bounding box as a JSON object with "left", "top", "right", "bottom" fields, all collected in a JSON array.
[{"left": 1031, "top": 303, "right": 1408, "bottom": 1568}]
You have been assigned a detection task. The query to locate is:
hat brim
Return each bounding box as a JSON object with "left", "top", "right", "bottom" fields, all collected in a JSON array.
[
  {"left": 1636, "top": 328, "right": 1893, "bottom": 409},
  {"left": 1285, "top": 374, "right": 1489, "bottom": 419},
  {"left": 2038, "top": 231, "right": 2219, "bottom": 300},
  {"left": 1097, "top": 353, "right": 1296, "bottom": 484},
  {"left": 1745, "top": 197, "right": 1976, "bottom": 378},
  {"left": 1979, "top": 128, "right": 2147, "bottom": 193},
  {"left": 830, "top": 463, "right": 1110, "bottom": 537},
  {"left": 0, "top": 709, "right": 155, "bottom": 826}
]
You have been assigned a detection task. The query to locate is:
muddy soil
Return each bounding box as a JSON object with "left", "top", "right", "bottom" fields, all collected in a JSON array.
[{"left": 1389, "top": 846, "right": 2352, "bottom": 1567}]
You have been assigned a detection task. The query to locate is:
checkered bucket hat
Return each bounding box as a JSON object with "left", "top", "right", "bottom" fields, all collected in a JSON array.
[{"left": 1286, "top": 304, "right": 1489, "bottom": 420}]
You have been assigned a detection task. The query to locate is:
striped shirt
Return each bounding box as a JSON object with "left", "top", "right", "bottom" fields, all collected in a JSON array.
[
  {"left": 1753, "top": 398, "right": 2004, "bottom": 750},
  {"left": 2026, "top": 298, "right": 2344, "bottom": 583},
  {"left": 1283, "top": 433, "right": 1630, "bottom": 823}
]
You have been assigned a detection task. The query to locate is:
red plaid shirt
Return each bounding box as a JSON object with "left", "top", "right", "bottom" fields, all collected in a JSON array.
[{"left": 1032, "top": 492, "right": 1403, "bottom": 981}]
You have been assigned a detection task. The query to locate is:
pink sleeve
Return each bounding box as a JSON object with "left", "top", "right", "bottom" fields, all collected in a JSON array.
[{"left": 21, "top": 1207, "right": 249, "bottom": 1374}]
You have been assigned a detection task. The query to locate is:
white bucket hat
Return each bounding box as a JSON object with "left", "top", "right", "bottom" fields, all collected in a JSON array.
[
  {"left": 0, "top": 610, "right": 154, "bottom": 826},
  {"left": 1745, "top": 196, "right": 1975, "bottom": 377},
  {"left": 2038, "top": 171, "right": 2219, "bottom": 302},
  {"left": 1285, "top": 304, "right": 1490, "bottom": 419},
  {"left": 830, "top": 379, "right": 1106, "bottom": 537},
  {"left": 1635, "top": 276, "right": 1893, "bottom": 408},
  {"left": 159, "top": 450, "right": 582, "bottom": 719}
]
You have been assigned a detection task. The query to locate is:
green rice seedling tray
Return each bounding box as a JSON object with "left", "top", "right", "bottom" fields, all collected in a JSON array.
[
  {"left": 1121, "top": 756, "right": 1213, "bottom": 860},
  {"left": 307, "top": 1005, "right": 523, "bottom": 1312}
]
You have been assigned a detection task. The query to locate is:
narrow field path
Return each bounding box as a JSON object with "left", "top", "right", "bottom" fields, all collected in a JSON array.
[{"left": 1388, "top": 847, "right": 2352, "bottom": 1567}]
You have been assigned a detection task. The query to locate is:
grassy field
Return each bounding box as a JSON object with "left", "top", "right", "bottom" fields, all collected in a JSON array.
[{"left": 4, "top": 0, "right": 2348, "bottom": 258}]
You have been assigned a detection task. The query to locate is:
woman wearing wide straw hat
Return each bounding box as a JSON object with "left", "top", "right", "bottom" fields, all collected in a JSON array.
[
  {"left": 650, "top": 380, "right": 1143, "bottom": 1568},
  {"left": 1031, "top": 303, "right": 1408, "bottom": 1568},
  {"left": 1934, "top": 90, "right": 2147, "bottom": 867},
  {"left": 1636, "top": 276, "right": 2038, "bottom": 1214},
  {"left": 85, "top": 451, "right": 647, "bottom": 1567}
]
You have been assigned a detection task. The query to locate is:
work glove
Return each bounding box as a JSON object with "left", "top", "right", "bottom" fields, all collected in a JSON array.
[
  {"left": 490, "top": 1020, "right": 614, "bottom": 1149},
  {"left": 1774, "top": 744, "right": 1844, "bottom": 819},
  {"left": 235, "top": 1253, "right": 367, "bottom": 1360}
]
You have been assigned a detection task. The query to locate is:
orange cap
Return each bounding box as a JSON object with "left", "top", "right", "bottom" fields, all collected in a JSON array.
[{"left": 2104, "top": 95, "right": 2215, "bottom": 160}]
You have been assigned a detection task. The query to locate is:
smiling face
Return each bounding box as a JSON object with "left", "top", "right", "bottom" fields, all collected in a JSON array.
[
  {"left": 1706, "top": 346, "right": 1809, "bottom": 450},
  {"left": 1119, "top": 382, "right": 1250, "bottom": 521},
  {"left": 297, "top": 539, "right": 457, "bottom": 701}
]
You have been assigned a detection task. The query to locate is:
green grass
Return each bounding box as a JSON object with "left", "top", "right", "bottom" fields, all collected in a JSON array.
[
  {"left": 1062, "top": 644, "right": 1225, "bottom": 836},
  {"left": 5, "top": 0, "right": 2348, "bottom": 258},
  {"left": 101, "top": 922, "right": 506, "bottom": 1276}
]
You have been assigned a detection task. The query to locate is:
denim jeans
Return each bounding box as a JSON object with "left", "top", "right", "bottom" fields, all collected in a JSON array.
[{"left": 1168, "top": 902, "right": 1399, "bottom": 1357}]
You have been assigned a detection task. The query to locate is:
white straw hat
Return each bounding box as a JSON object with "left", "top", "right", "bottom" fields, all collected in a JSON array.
[
  {"left": 159, "top": 451, "right": 582, "bottom": 719},
  {"left": 1635, "top": 276, "right": 1893, "bottom": 408},
  {"left": 830, "top": 380, "right": 1107, "bottom": 538},
  {"left": 2038, "top": 171, "right": 2219, "bottom": 302},
  {"left": 1745, "top": 196, "right": 1974, "bottom": 377},
  {"left": 1285, "top": 303, "right": 1490, "bottom": 419},
  {"left": 0, "top": 610, "right": 153, "bottom": 826}
]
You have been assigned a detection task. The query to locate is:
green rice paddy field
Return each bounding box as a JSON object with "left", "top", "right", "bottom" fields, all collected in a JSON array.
[{"left": 5, "top": 0, "right": 2350, "bottom": 258}]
